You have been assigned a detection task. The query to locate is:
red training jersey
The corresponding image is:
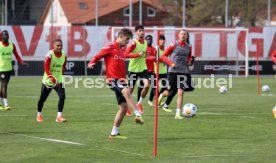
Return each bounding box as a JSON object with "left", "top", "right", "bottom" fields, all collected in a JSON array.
[
  {"left": 145, "top": 46, "right": 157, "bottom": 72},
  {"left": 89, "top": 41, "right": 140, "bottom": 82}
]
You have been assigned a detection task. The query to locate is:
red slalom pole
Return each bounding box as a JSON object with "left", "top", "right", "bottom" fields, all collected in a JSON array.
[{"left": 153, "top": 46, "right": 159, "bottom": 158}]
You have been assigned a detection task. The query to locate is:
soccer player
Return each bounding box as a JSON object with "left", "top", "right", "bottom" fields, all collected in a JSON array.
[
  {"left": 36, "top": 39, "right": 67, "bottom": 123},
  {"left": 148, "top": 35, "right": 168, "bottom": 106},
  {"left": 0, "top": 30, "right": 27, "bottom": 110},
  {"left": 137, "top": 35, "right": 156, "bottom": 106},
  {"left": 125, "top": 25, "right": 149, "bottom": 115},
  {"left": 158, "top": 29, "right": 195, "bottom": 119},
  {"left": 87, "top": 28, "right": 144, "bottom": 139}
]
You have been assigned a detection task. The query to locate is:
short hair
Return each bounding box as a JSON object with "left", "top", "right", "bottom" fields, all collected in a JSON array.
[
  {"left": 145, "top": 35, "right": 152, "bottom": 40},
  {"left": 135, "top": 25, "right": 144, "bottom": 31},
  {"left": 159, "top": 35, "right": 165, "bottom": 40},
  {"left": 54, "top": 39, "right": 62, "bottom": 44},
  {"left": 1, "top": 30, "right": 8, "bottom": 34},
  {"left": 118, "top": 28, "right": 133, "bottom": 38},
  {"left": 180, "top": 29, "right": 190, "bottom": 44}
]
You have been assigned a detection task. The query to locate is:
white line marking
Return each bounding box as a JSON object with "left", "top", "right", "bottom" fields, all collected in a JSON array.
[
  {"left": 97, "top": 146, "right": 144, "bottom": 157},
  {"left": 10, "top": 133, "right": 85, "bottom": 145},
  {"left": 0, "top": 115, "right": 29, "bottom": 117},
  {"left": 10, "top": 133, "right": 145, "bottom": 157},
  {"left": 9, "top": 93, "right": 274, "bottom": 98},
  {"left": 181, "top": 154, "right": 247, "bottom": 158},
  {"left": 199, "top": 112, "right": 270, "bottom": 115}
]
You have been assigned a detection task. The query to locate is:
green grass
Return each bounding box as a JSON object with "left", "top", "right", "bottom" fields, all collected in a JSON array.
[{"left": 1, "top": 76, "right": 276, "bottom": 163}]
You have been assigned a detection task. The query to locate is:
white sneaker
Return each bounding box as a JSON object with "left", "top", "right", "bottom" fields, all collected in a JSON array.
[
  {"left": 148, "top": 100, "right": 153, "bottom": 106},
  {"left": 175, "top": 114, "right": 183, "bottom": 120}
]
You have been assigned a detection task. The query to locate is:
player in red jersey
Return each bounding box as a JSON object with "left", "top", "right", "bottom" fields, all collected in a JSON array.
[
  {"left": 87, "top": 28, "right": 144, "bottom": 139},
  {"left": 125, "top": 25, "right": 150, "bottom": 115},
  {"left": 158, "top": 29, "right": 195, "bottom": 119},
  {"left": 0, "top": 30, "right": 27, "bottom": 110},
  {"left": 36, "top": 39, "right": 67, "bottom": 123},
  {"left": 137, "top": 35, "right": 156, "bottom": 107},
  {"left": 148, "top": 35, "right": 168, "bottom": 106}
]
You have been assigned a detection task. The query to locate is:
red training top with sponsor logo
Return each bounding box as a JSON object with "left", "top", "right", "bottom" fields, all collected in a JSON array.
[{"left": 89, "top": 41, "right": 140, "bottom": 82}]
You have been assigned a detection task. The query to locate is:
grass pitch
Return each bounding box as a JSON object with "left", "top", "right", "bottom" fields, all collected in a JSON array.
[{"left": 0, "top": 76, "right": 276, "bottom": 163}]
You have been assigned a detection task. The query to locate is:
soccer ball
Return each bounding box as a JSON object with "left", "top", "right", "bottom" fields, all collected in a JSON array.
[
  {"left": 262, "top": 85, "right": 270, "bottom": 92},
  {"left": 219, "top": 86, "right": 228, "bottom": 94},
  {"left": 182, "top": 103, "right": 197, "bottom": 117}
]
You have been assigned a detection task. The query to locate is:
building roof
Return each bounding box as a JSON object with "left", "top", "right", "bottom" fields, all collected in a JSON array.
[{"left": 41, "top": 0, "right": 166, "bottom": 24}]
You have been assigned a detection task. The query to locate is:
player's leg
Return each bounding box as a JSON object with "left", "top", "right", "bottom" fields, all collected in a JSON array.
[
  {"left": 37, "top": 84, "right": 52, "bottom": 122},
  {"left": 175, "top": 88, "right": 184, "bottom": 119},
  {"left": 126, "top": 72, "right": 139, "bottom": 116},
  {"left": 159, "top": 74, "right": 168, "bottom": 95},
  {"left": 110, "top": 102, "right": 128, "bottom": 139},
  {"left": 175, "top": 74, "right": 194, "bottom": 119},
  {"left": 148, "top": 73, "right": 156, "bottom": 106},
  {"left": 121, "top": 87, "right": 144, "bottom": 124},
  {"left": 137, "top": 70, "right": 150, "bottom": 113},
  {"left": 108, "top": 79, "right": 144, "bottom": 125},
  {"left": 128, "top": 72, "right": 138, "bottom": 94},
  {"left": 54, "top": 84, "right": 66, "bottom": 122},
  {"left": 0, "top": 71, "right": 11, "bottom": 110},
  {"left": 137, "top": 80, "right": 143, "bottom": 102},
  {"left": 158, "top": 73, "right": 174, "bottom": 107}
]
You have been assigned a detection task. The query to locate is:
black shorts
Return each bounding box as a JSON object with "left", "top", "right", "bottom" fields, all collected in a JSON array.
[
  {"left": 148, "top": 71, "right": 155, "bottom": 82},
  {"left": 128, "top": 70, "right": 149, "bottom": 88},
  {"left": 107, "top": 79, "right": 128, "bottom": 105},
  {"left": 0, "top": 71, "right": 11, "bottom": 82},
  {"left": 167, "top": 73, "right": 194, "bottom": 91},
  {"left": 151, "top": 73, "right": 168, "bottom": 88}
]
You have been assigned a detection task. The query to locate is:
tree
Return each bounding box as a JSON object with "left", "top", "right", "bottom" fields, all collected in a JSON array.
[{"left": 162, "top": 0, "right": 276, "bottom": 27}]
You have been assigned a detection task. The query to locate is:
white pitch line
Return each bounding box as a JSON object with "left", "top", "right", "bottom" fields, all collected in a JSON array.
[
  {"left": 97, "top": 146, "right": 145, "bottom": 157},
  {"left": 10, "top": 133, "right": 145, "bottom": 157},
  {"left": 181, "top": 154, "right": 247, "bottom": 158},
  {"left": 9, "top": 93, "right": 274, "bottom": 98},
  {"left": 0, "top": 115, "right": 29, "bottom": 117},
  {"left": 10, "top": 133, "right": 85, "bottom": 145},
  {"left": 199, "top": 112, "right": 270, "bottom": 115}
]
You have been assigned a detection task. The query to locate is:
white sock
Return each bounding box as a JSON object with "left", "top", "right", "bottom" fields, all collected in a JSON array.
[
  {"left": 159, "top": 94, "right": 163, "bottom": 99},
  {"left": 163, "top": 104, "right": 169, "bottom": 108},
  {"left": 176, "top": 108, "right": 181, "bottom": 115},
  {"left": 134, "top": 110, "right": 141, "bottom": 117},
  {"left": 138, "top": 97, "right": 144, "bottom": 104},
  {"left": 111, "top": 126, "right": 119, "bottom": 135},
  {"left": 158, "top": 94, "right": 163, "bottom": 101},
  {"left": 37, "top": 112, "right": 42, "bottom": 116},
  {"left": 3, "top": 98, "right": 8, "bottom": 107},
  {"left": 57, "top": 112, "right": 63, "bottom": 117}
]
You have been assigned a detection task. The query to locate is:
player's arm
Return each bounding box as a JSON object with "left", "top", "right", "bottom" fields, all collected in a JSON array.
[
  {"left": 44, "top": 52, "right": 56, "bottom": 84},
  {"left": 62, "top": 56, "right": 67, "bottom": 75},
  {"left": 12, "top": 43, "right": 27, "bottom": 66},
  {"left": 146, "top": 47, "right": 156, "bottom": 62},
  {"left": 159, "top": 43, "right": 176, "bottom": 67},
  {"left": 125, "top": 41, "right": 143, "bottom": 58},
  {"left": 187, "top": 45, "right": 194, "bottom": 66},
  {"left": 87, "top": 45, "right": 110, "bottom": 69},
  {"left": 272, "top": 49, "right": 276, "bottom": 64}
]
